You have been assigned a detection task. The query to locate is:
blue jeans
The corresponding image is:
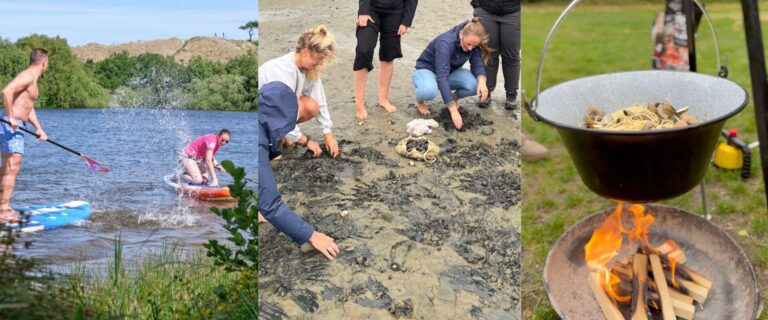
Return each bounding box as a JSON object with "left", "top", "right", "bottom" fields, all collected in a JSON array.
[{"left": 412, "top": 68, "right": 477, "bottom": 103}]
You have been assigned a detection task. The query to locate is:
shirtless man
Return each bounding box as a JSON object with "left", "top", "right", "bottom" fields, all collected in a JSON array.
[{"left": 0, "top": 49, "right": 49, "bottom": 221}]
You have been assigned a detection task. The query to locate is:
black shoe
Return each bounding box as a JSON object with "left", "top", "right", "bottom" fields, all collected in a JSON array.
[
  {"left": 505, "top": 96, "right": 518, "bottom": 110},
  {"left": 477, "top": 94, "right": 491, "bottom": 108}
]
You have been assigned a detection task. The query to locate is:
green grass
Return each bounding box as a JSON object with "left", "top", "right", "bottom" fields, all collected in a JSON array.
[
  {"left": 521, "top": 2, "right": 768, "bottom": 318},
  {"left": 0, "top": 236, "right": 256, "bottom": 320},
  {"left": 65, "top": 238, "right": 257, "bottom": 319}
]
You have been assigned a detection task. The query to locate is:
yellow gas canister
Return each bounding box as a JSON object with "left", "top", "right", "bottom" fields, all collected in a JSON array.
[
  {"left": 714, "top": 129, "right": 744, "bottom": 169},
  {"left": 714, "top": 142, "right": 742, "bottom": 169}
]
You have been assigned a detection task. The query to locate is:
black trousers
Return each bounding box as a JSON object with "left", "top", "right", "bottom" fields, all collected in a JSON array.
[
  {"left": 474, "top": 8, "right": 521, "bottom": 100},
  {"left": 354, "top": 9, "right": 404, "bottom": 71}
]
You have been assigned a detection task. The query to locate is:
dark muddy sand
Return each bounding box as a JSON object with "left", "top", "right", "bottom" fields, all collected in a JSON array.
[{"left": 260, "top": 0, "right": 522, "bottom": 318}]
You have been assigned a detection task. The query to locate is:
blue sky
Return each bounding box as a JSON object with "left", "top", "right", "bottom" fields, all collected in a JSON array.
[{"left": 0, "top": 0, "right": 258, "bottom": 46}]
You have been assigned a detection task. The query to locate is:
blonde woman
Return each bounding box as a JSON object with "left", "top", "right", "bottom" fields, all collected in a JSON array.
[
  {"left": 412, "top": 18, "right": 491, "bottom": 130},
  {"left": 258, "top": 26, "right": 340, "bottom": 158}
]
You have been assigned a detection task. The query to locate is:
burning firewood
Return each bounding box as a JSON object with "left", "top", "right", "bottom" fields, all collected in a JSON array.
[
  {"left": 650, "top": 254, "right": 676, "bottom": 320},
  {"left": 589, "top": 272, "right": 625, "bottom": 320},
  {"left": 584, "top": 203, "right": 714, "bottom": 320},
  {"left": 648, "top": 291, "right": 696, "bottom": 320},
  {"left": 656, "top": 241, "right": 687, "bottom": 264},
  {"left": 630, "top": 254, "right": 650, "bottom": 320},
  {"left": 614, "top": 262, "right": 696, "bottom": 320},
  {"left": 680, "top": 265, "right": 713, "bottom": 290}
]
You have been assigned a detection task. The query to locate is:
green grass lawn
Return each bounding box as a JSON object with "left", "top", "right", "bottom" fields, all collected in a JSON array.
[{"left": 521, "top": 2, "right": 768, "bottom": 319}]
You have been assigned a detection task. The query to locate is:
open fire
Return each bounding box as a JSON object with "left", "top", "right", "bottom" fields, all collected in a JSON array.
[{"left": 584, "top": 203, "right": 713, "bottom": 320}]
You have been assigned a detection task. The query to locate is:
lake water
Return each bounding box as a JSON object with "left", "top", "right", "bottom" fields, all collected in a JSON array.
[{"left": 11, "top": 108, "right": 256, "bottom": 264}]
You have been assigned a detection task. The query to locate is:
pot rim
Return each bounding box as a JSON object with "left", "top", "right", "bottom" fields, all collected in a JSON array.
[{"left": 533, "top": 70, "right": 750, "bottom": 136}]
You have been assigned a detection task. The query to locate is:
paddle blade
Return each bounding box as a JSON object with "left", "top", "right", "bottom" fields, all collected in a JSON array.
[{"left": 81, "top": 155, "right": 110, "bottom": 172}]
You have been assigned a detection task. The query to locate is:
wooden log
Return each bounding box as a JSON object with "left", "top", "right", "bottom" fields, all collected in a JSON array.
[
  {"left": 631, "top": 254, "right": 650, "bottom": 320},
  {"left": 588, "top": 272, "right": 625, "bottom": 320},
  {"left": 615, "top": 261, "right": 696, "bottom": 305},
  {"left": 649, "top": 291, "right": 696, "bottom": 320},
  {"left": 680, "top": 264, "right": 713, "bottom": 289},
  {"left": 656, "top": 242, "right": 687, "bottom": 264},
  {"left": 679, "top": 279, "right": 710, "bottom": 303},
  {"left": 650, "top": 254, "right": 676, "bottom": 320},
  {"left": 668, "top": 287, "right": 694, "bottom": 305},
  {"left": 612, "top": 262, "right": 633, "bottom": 280}
]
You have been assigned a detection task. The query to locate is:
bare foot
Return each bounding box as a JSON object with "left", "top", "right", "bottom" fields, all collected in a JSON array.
[
  {"left": 378, "top": 101, "right": 397, "bottom": 113},
  {"left": 449, "top": 105, "right": 463, "bottom": 130},
  {"left": 416, "top": 102, "right": 431, "bottom": 116},
  {"left": 355, "top": 104, "right": 368, "bottom": 120},
  {"left": 0, "top": 209, "right": 20, "bottom": 225}
]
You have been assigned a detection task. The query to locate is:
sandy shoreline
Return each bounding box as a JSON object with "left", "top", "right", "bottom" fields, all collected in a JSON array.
[{"left": 259, "top": 0, "right": 522, "bottom": 318}]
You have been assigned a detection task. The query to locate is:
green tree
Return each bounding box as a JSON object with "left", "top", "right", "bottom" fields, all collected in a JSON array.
[
  {"left": 187, "top": 56, "right": 226, "bottom": 80},
  {"left": 225, "top": 52, "right": 257, "bottom": 110},
  {"left": 15, "top": 34, "right": 108, "bottom": 107},
  {"left": 92, "top": 51, "right": 136, "bottom": 90},
  {"left": 189, "top": 74, "right": 248, "bottom": 110},
  {"left": 111, "top": 53, "right": 192, "bottom": 108},
  {"left": 205, "top": 161, "right": 258, "bottom": 270},
  {"left": 0, "top": 39, "right": 27, "bottom": 91},
  {"left": 239, "top": 21, "right": 258, "bottom": 42}
]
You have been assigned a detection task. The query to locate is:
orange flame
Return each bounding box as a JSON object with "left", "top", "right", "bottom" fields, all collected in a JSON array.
[
  {"left": 585, "top": 203, "right": 656, "bottom": 303},
  {"left": 585, "top": 203, "right": 629, "bottom": 302},
  {"left": 669, "top": 256, "right": 679, "bottom": 288},
  {"left": 627, "top": 204, "right": 655, "bottom": 252}
]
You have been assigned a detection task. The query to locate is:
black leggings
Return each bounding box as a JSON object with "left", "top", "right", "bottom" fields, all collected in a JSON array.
[
  {"left": 474, "top": 8, "right": 521, "bottom": 100},
  {"left": 353, "top": 10, "right": 404, "bottom": 71}
]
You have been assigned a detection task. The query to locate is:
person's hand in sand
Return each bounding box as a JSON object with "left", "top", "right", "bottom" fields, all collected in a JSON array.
[
  {"left": 306, "top": 139, "right": 322, "bottom": 158},
  {"left": 324, "top": 133, "right": 339, "bottom": 158},
  {"left": 477, "top": 76, "right": 489, "bottom": 102},
  {"left": 398, "top": 25, "right": 408, "bottom": 36},
  {"left": 448, "top": 102, "right": 463, "bottom": 130},
  {"left": 357, "top": 15, "right": 374, "bottom": 27},
  {"left": 258, "top": 211, "right": 267, "bottom": 224},
  {"left": 309, "top": 231, "right": 340, "bottom": 260}
]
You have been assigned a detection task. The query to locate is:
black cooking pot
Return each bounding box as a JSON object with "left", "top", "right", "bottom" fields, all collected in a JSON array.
[{"left": 526, "top": 1, "right": 748, "bottom": 202}]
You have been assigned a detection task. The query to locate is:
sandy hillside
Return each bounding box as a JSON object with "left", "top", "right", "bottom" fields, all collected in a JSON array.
[{"left": 72, "top": 37, "right": 257, "bottom": 63}]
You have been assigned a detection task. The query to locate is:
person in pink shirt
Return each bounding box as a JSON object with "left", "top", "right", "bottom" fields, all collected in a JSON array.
[{"left": 181, "top": 129, "right": 230, "bottom": 187}]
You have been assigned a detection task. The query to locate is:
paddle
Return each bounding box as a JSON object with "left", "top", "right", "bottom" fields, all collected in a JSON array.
[{"left": 0, "top": 118, "right": 110, "bottom": 172}]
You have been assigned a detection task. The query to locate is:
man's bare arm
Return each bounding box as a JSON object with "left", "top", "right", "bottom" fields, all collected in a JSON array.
[
  {"left": 2, "top": 71, "right": 34, "bottom": 125},
  {"left": 27, "top": 108, "right": 47, "bottom": 140}
]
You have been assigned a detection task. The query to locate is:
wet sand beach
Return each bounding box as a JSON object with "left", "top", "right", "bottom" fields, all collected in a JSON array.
[{"left": 259, "top": 0, "right": 522, "bottom": 318}]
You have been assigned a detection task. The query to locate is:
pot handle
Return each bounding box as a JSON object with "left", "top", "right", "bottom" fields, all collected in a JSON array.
[{"left": 527, "top": 0, "right": 726, "bottom": 119}]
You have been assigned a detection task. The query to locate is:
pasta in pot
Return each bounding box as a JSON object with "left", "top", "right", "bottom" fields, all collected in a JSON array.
[{"left": 584, "top": 103, "right": 699, "bottom": 131}]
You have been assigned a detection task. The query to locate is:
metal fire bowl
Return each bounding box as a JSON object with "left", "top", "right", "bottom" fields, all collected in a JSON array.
[{"left": 544, "top": 204, "right": 760, "bottom": 319}]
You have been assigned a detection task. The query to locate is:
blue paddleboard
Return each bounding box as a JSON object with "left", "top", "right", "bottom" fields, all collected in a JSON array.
[{"left": 4, "top": 201, "right": 92, "bottom": 232}]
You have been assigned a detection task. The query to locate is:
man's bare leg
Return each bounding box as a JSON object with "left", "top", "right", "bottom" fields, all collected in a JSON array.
[
  {"left": 354, "top": 69, "right": 369, "bottom": 119},
  {"left": 378, "top": 61, "right": 397, "bottom": 113},
  {"left": 0, "top": 153, "right": 21, "bottom": 221}
]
